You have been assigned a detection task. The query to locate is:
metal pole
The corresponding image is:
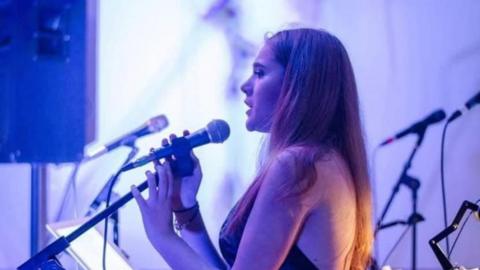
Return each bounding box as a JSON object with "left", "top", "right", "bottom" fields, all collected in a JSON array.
[
  {"left": 412, "top": 187, "right": 418, "bottom": 270},
  {"left": 30, "top": 163, "right": 47, "bottom": 256}
]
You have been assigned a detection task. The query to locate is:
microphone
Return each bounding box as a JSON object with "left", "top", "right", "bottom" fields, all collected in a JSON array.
[
  {"left": 121, "top": 119, "right": 230, "bottom": 172},
  {"left": 84, "top": 115, "right": 169, "bottom": 161},
  {"left": 447, "top": 90, "right": 480, "bottom": 123},
  {"left": 379, "top": 109, "right": 446, "bottom": 146}
]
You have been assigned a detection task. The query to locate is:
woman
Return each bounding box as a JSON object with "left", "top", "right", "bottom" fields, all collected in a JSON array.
[{"left": 131, "top": 28, "right": 373, "bottom": 270}]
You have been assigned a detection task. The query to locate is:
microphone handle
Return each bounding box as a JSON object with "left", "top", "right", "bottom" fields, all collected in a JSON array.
[
  {"left": 85, "top": 132, "right": 143, "bottom": 161},
  {"left": 105, "top": 134, "right": 138, "bottom": 151},
  {"left": 121, "top": 136, "right": 195, "bottom": 177},
  {"left": 121, "top": 146, "right": 173, "bottom": 171}
]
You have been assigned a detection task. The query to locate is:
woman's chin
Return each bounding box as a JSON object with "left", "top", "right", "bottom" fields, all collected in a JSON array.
[
  {"left": 245, "top": 121, "right": 270, "bottom": 133},
  {"left": 245, "top": 120, "right": 255, "bottom": 131}
]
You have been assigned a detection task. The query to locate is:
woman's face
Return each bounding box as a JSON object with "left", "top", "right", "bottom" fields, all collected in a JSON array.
[{"left": 241, "top": 43, "right": 285, "bottom": 132}]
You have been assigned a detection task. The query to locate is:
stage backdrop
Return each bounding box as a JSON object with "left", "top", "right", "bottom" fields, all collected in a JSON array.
[{"left": 1, "top": 0, "right": 479, "bottom": 269}]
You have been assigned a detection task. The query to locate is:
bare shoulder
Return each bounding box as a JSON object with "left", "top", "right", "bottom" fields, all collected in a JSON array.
[
  {"left": 257, "top": 146, "right": 340, "bottom": 208},
  {"left": 313, "top": 149, "right": 356, "bottom": 204},
  {"left": 273, "top": 145, "right": 350, "bottom": 179},
  {"left": 258, "top": 148, "right": 299, "bottom": 193},
  {"left": 255, "top": 147, "right": 315, "bottom": 208},
  {"left": 273, "top": 146, "right": 355, "bottom": 204},
  {"left": 263, "top": 145, "right": 317, "bottom": 186}
]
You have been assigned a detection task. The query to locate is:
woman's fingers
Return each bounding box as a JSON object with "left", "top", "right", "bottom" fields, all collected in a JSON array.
[
  {"left": 156, "top": 165, "right": 169, "bottom": 199},
  {"left": 131, "top": 185, "right": 147, "bottom": 210},
  {"left": 150, "top": 148, "right": 161, "bottom": 167},
  {"left": 164, "top": 161, "right": 174, "bottom": 199},
  {"left": 190, "top": 150, "right": 199, "bottom": 162},
  {"left": 161, "top": 138, "right": 169, "bottom": 147},
  {"left": 161, "top": 138, "right": 174, "bottom": 162},
  {"left": 168, "top": 134, "right": 178, "bottom": 160},
  {"left": 155, "top": 162, "right": 174, "bottom": 200},
  {"left": 146, "top": 170, "right": 157, "bottom": 201}
]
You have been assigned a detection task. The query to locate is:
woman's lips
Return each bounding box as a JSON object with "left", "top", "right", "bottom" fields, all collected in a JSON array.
[{"left": 244, "top": 100, "right": 252, "bottom": 115}]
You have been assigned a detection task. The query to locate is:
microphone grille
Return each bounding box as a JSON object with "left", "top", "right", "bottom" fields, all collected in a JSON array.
[
  {"left": 466, "top": 90, "right": 480, "bottom": 109},
  {"left": 206, "top": 119, "right": 230, "bottom": 143},
  {"left": 148, "top": 115, "right": 169, "bottom": 132}
]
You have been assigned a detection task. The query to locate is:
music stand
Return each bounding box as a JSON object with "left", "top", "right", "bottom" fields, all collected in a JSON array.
[{"left": 47, "top": 218, "right": 134, "bottom": 270}]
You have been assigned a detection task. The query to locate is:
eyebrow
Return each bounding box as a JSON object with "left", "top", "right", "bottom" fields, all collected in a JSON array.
[{"left": 253, "top": 62, "right": 266, "bottom": 68}]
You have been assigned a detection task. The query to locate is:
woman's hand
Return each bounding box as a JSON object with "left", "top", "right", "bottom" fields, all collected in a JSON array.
[
  {"left": 131, "top": 162, "right": 176, "bottom": 246},
  {"left": 162, "top": 131, "right": 203, "bottom": 210}
]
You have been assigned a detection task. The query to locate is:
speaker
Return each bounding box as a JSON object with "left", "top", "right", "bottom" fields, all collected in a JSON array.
[{"left": 0, "top": 0, "right": 96, "bottom": 163}]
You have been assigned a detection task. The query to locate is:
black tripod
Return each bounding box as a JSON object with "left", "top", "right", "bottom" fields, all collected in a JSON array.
[{"left": 376, "top": 131, "right": 427, "bottom": 270}]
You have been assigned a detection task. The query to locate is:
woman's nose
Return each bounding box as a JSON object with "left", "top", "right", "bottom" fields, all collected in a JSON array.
[{"left": 241, "top": 77, "right": 252, "bottom": 95}]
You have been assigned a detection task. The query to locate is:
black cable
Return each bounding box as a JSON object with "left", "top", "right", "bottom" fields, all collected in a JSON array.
[
  {"left": 381, "top": 225, "right": 411, "bottom": 267},
  {"left": 440, "top": 121, "right": 450, "bottom": 255},
  {"left": 101, "top": 146, "right": 139, "bottom": 270},
  {"left": 448, "top": 199, "right": 480, "bottom": 257},
  {"left": 102, "top": 169, "right": 122, "bottom": 270},
  {"left": 448, "top": 211, "right": 473, "bottom": 258}
]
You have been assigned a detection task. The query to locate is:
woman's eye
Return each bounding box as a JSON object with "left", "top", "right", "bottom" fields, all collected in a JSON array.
[{"left": 253, "top": 69, "right": 264, "bottom": 77}]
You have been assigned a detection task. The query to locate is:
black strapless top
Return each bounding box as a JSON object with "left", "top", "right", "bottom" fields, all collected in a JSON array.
[{"left": 218, "top": 202, "right": 318, "bottom": 269}]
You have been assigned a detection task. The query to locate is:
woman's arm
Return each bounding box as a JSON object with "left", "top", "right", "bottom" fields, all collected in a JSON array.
[
  {"left": 233, "top": 148, "right": 356, "bottom": 270},
  {"left": 151, "top": 233, "right": 214, "bottom": 270},
  {"left": 174, "top": 207, "right": 227, "bottom": 269},
  {"left": 168, "top": 150, "right": 226, "bottom": 269},
  {"left": 231, "top": 150, "right": 314, "bottom": 269},
  {"left": 132, "top": 149, "right": 319, "bottom": 270},
  {"left": 131, "top": 160, "right": 226, "bottom": 270}
]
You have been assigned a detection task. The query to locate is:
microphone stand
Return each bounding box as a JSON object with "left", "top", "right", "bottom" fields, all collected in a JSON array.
[
  {"left": 375, "top": 130, "right": 426, "bottom": 270},
  {"left": 18, "top": 137, "right": 196, "bottom": 270},
  {"left": 18, "top": 168, "right": 148, "bottom": 270},
  {"left": 85, "top": 143, "right": 139, "bottom": 246}
]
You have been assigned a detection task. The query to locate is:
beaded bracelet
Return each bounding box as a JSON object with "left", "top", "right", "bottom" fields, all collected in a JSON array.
[{"left": 174, "top": 205, "right": 200, "bottom": 231}]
